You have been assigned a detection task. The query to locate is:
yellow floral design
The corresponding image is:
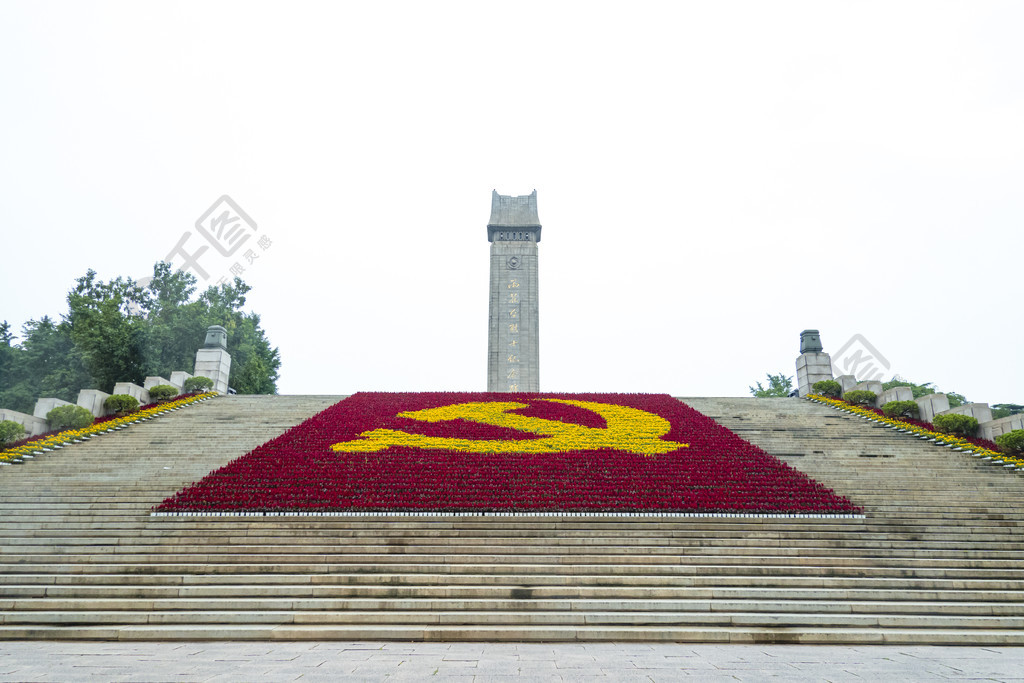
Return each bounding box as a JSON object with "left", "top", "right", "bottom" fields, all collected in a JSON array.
[
  {"left": 808, "top": 394, "right": 1022, "bottom": 468},
  {"left": 0, "top": 393, "right": 218, "bottom": 464},
  {"left": 331, "top": 398, "right": 688, "bottom": 456}
]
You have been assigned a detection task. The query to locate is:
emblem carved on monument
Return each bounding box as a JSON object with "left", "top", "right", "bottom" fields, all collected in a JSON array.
[{"left": 506, "top": 256, "right": 521, "bottom": 270}]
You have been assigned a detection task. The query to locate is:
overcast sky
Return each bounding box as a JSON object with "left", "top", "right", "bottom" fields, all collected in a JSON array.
[{"left": 1, "top": 2, "right": 1021, "bottom": 404}]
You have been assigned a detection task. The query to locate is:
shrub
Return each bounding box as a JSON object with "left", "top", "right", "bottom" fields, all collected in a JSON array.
[
  {"left": 932, "top": 413, "right": 979, "bottom": 437},
  {"left": 843, "top": 390, "right": 877, "bottom": 406},
  {"left": 148, "top": 385, "right": 179, "bottom": 402},
  {"left": 104, "top": 394, "right": 140, "bottom": 414},
  {"left": 46, "top": 405, "right": 95, "bottom": 430},
  {"left": 882, "top": 400, "right": 919, "bottom": 419},
  {"left": 995, "top": 430, "right": 1024, "bottom": 456},
  {"left": 812, "top": 380, "right": 842, "bottom": 398},
  {"left": 183, "top": 376, "right": 214, "bottom": 393},
  {"left": 0, "top": 420, "right": 26, "bottom": 444}
]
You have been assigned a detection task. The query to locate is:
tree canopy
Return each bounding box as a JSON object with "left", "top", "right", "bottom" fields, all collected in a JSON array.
[
  {"left": 0, "top": 263, "right": 279, "bottom": 412},
  {"left": 749, "top": 373, "right": 794, "bottom": 398}
]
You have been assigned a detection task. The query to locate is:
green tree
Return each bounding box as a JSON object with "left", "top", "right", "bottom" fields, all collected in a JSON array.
[
  {"left": 0, "top": 317, "right": 92, "bottom": 413},
  {"left": 195, "top": 276, "right": 280, "bottom": 393},
  {"left": 0, "top": 263, "right": 280, "bottom": 408},
  {"left": 992, "top": 404, "right": 1024, "bottom": 420},
  {"left": 65, "top": 270, "right": 149, "bottom": 391},
  {"left": 749, "top": 373, "right": 794, "bottom": 397}
]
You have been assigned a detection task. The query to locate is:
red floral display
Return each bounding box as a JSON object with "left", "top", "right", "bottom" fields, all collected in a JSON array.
[{"left": 156, "top": 393, "right": 861, "bottom": 514}]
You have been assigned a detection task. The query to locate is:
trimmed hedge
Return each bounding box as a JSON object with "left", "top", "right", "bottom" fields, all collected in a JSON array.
[
  {"left": 104, "top": 394, "right": 140, "bottom": 414},
  {"left": 933, "top": 413, "right": 979, "bottom": 437},
  {"left": 46, "top": 405, "right": 95, "bottom": 430},
  {"left": 843, "top": 390, "right": 877, "bottom": 406},
  {"left": 183, "top": 376, "right": 214, "bottom": 393},
  {"left": 995, "top": 429, "right": 1024, "bottom": 456},
  {"left": 148, "top": 385, "right": 179, "bottom": 402},
  {"left": 0, "top": 420, "right": 26, "bottom": 444},
  {"left": 882, "top": 400, "right": 919, "bottom": 419},
  {"left": 812, "top": 380, "right": 842, "bottom": 398}
]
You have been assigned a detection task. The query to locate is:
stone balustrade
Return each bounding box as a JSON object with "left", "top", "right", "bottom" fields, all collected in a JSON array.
[
  {"left": 0, "top": 326, "right": 231, "bottom": 441},
  {"left": 0, "top": 408, "right": 48, "bottom": 437},
  {"left": 795, "top": 330, "right": 1021, "bottom": 449}
]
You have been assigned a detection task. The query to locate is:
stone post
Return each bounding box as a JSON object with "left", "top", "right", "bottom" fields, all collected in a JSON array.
[
  {"left": 112, "top": 382, "right": 151, "bottom": 404},
  {"left": 835, "top": 375, "right": 859, "bottom": 393},
  {"left": 194, "top": 325, "right": 231, "bottom": 394},
  {"left": 169, "top": 371, "right": 193, "bottom": 390},
  {"left": 853, "top": 381, "right": 884, "bottom": 400},
  {"left": 77, "top": 389, "right": 111, "bottom": 417},
  {"left": 796, "top": 329, "right": 833, "bottom": 397},
  {"left": 915, "top": 393, "right": 950, "bottom": 423},
  {"left": 33, "top": 398, "right": 73, "bottom": 421}
]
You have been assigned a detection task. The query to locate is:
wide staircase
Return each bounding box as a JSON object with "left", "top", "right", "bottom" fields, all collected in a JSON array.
[{"left": 1, "top": 395, "right": 1023, "bottom": 643}]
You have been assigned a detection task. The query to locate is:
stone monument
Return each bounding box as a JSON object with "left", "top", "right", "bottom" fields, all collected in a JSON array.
[
  {"left": 796, "top": 329, "right": 834, "bottom": 397},
  {"left": 487, "top": 190, "right": 541, "bottom": 392},
  {"left": 194, "top": 325, "right": 232, "bottom": 394}
]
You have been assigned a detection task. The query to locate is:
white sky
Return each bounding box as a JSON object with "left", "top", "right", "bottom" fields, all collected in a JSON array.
[{"left": 1, "top": 2, "right": 1021, "bottom": 404}]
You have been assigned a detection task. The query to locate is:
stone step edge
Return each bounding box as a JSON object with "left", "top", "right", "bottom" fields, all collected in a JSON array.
[{"left": 2, "top": 624, "right": 1024, "bottom": 644}]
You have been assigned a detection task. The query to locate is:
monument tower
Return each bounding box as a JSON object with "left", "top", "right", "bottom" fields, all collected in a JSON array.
[{"left": 487, "top": 190, "right": 541, "bottom": 392}]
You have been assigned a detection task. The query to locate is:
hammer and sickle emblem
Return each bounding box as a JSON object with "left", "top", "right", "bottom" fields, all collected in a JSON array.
[{"left": 331, "top": 399, "right": 687, "bottom": 456}]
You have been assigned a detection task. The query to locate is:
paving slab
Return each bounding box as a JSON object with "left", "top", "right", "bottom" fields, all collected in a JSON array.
[{"left": 0, "top": 643, "right": 1023, "bottom": 681}]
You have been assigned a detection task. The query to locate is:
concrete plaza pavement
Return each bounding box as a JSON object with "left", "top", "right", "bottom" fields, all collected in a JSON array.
[{"left": 1, "top": 642, "right": 1023, "bottom": 682}]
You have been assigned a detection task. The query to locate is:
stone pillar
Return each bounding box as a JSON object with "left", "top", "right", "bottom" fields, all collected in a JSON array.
[
  {"left": 194, "top": 325, "right": 231, "bottom": 394},
  {"left": 487, "top": 190, "right": 540, "bottom": 393},
  {"left": 77, "top": 389, "right": 111, "bottom": 417},
  {"left": 915, "top": 393, "right": 950, "bottom": 423},
  {"left": 795, "top": 329, "right": 833, "bottom": 397}
]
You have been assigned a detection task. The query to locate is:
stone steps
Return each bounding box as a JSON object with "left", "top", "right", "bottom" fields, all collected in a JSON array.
[
  {"left": 4, "top": 571, "right": 1023, "bottom": 588},
  {"left": 5, "top": 609, "right": 1024, "bottom": 630},
  {"left": 5, "top": 583, "right": 1024, "bottom": 601},
  {"left": 2, "top": 395, "right": 1024, "bottom": 643},
  {"left": 8, "top": 595, "right": 1024, "bottom": 615}
]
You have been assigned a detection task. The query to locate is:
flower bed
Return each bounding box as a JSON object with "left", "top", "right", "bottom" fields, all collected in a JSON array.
[
  {"left": 807, "top": 394, "right": 1021, "bottom": 468},
  {"left": 157, "top": 392, "right": 861, "bottom": 514},
  {"left": 0, "top": 393, "right": 217, "bottom": 464}
]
